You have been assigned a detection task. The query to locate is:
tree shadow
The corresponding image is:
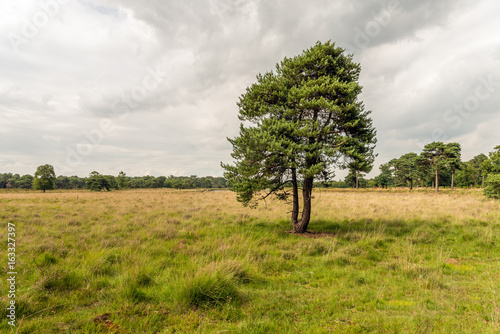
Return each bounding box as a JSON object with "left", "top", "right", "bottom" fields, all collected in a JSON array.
[
  {"left": 280, "top": 218, "right": 439, "bottom": 239},
  {"left": 245, "top": 217, "right": 442, "bottom": 241}
]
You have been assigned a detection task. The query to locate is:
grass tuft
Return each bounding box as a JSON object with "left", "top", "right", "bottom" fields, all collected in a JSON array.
[
  {"left": 39, "top": 269, "right": 82, "bottom": 292},
  {"left": 178, "top": 263, "right": 244, "bottom": 308}
]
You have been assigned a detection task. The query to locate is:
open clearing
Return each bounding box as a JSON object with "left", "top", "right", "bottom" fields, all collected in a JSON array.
[{"left": 1, "top": 189, "right": 499, "bottom": 333}]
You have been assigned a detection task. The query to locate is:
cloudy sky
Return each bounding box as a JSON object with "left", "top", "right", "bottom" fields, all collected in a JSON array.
[{"left": 1, "top": 0, "right": 499, "bottom": 178}]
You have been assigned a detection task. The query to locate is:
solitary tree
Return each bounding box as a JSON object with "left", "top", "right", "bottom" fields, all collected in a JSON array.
[
  {"left": 33, "top": 164, "right": 56, "bottom": 192},
  {"left": 222, "top": 41, "right": 376, "bottom": 233}
]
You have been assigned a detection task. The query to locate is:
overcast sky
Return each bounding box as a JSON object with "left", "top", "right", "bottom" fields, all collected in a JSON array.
[{"left": 1, "top": 0, "right": 499, "bottom": 178}]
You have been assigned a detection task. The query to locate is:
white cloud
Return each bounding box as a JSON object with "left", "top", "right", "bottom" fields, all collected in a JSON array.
[{"left": 42, "top": 135, "right": 61, "bottom": 142}]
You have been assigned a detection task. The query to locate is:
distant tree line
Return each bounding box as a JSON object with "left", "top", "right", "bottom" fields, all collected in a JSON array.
[
  {"left": 0, "top": 170, "right": 227, "bottom": 191},
  {"left": 0, "top": 173, "right": 35, "bottom": 189},
  {"left": 371, "top": 143, "right": 500, "bottom": 193},
  {"left": 2, "top": 142, "right": 499, "bottom": 198},
  {"left": 315, "top": 142, "right": 500, "bottom": 196}
]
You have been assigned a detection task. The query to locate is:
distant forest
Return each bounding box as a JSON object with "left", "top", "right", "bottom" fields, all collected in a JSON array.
[
  {"left": 0, "top": 173, "right": 227, "bottom": 190},
  {"left": 0, "top": 158, "right": 488, "bottom": 191},
  {"left": 1, "top": 142, "right": 498, "bottom": 191}
]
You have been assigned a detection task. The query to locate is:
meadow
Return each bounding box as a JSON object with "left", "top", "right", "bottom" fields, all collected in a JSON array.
[{"left": 0, "top": 188, "right": 499, "bottom": 333}]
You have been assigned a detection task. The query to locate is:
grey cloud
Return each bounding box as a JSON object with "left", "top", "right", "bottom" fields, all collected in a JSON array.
[
  {"left": 1, "top": 0, "right": 499, "bottom": 177},
  {"left": 339, "top": 0, "right": 468, "bottom": 50}
]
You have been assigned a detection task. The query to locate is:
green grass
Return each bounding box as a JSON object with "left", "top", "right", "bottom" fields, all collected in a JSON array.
[{"left": 0, "top": 188, "right": 499, "bottom": 333}]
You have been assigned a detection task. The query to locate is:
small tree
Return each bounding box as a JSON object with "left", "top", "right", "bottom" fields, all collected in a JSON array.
[{"left": 33, "top": 164, "right": 56, "bottom": 192}]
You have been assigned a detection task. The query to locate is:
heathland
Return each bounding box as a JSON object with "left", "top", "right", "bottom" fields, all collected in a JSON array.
[{"left": 0, "top": 188, "right": 499, "bottom": 333}]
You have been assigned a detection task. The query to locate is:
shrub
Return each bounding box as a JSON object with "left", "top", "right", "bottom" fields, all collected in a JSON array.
[{"left": 484, "top": 174, "right": 500, "bottom": 199}]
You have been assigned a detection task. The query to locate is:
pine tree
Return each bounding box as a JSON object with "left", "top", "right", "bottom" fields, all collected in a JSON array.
[{"left": 222, "top": 41, "right": 376, "bottom": 233}]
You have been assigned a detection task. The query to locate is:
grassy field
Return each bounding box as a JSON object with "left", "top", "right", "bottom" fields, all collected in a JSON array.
[{"left": 1, "top": 188, "right": 499, "bottom": 333}]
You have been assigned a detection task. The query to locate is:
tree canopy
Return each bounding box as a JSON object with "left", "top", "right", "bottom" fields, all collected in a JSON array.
[
  {"left": 222, "top": 41, "right": 376, "bottom": 233},
  {"left": 86, "top": 171, "right": 116, "bottom": 191},
  {"left": 482, "top": 145, "right": 500, "bottom": 175},
  {"left": 33, "top": 164, "right": 56, "bottom": 192},
  {"left": 421, "top": 142, "right": 461, "bottom": 192},
  {"left": 390, "top": 153, "right": 421, "bottom": 190}
]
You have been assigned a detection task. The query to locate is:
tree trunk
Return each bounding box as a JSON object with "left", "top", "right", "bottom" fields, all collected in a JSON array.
[
  {"left": 293, "top": 177, "right": 313, "bottom": 233},
  {"left": 451, "top": 172, "right": 455, "bottom": 190},
  {"left": 356, "top": 170, "right": 359, "bottom": 190},
  {"left": 291, "top": 168, "right": 299, "bottom": 225},
  {"left": 435, "top": 169, "right": 439, "bottom": 192},
  {"left": 409, "top": 179, "right": 413, "bottom": 190},
  {"left": 482, "top": 175, "right": 484, "bottom": 188}
]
